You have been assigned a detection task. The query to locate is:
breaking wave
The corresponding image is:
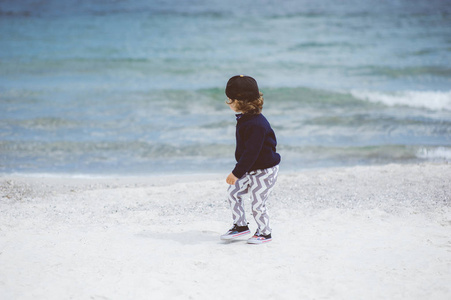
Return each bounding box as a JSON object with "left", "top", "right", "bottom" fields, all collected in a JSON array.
[{"left": 351, "top": 90, "right": 451, "bottom": 111}]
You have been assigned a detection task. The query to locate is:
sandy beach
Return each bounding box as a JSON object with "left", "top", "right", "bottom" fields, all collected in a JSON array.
[{"left": 0, "top": 163, "right": 450, "bottom": 299}]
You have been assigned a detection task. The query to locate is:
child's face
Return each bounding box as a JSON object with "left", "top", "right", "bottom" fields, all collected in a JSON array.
[{"left": 227, "top": 99, "right": 240, "bottom": 113}]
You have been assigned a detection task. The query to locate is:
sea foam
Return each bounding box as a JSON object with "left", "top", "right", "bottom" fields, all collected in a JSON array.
[{"left": 417, "top": 147, "right": 451, "bottom": 161}]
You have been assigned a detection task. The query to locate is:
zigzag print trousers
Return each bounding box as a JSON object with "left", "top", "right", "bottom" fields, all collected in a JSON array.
[{"left": 227, "top": 165, "right": 279, "bottom": 235}]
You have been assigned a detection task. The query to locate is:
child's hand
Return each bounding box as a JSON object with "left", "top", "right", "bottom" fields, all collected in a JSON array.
[{"left": 226, "top": 173, "right": 238, "bottom": 185}]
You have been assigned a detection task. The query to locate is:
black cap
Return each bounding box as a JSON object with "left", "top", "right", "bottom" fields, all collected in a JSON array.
[{"left": 225, "top": 75, "right": 260, "bottom": 102}]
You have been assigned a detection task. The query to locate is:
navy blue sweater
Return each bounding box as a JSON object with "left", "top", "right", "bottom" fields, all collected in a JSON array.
[{"left": 232, "top": 113, "right": 281, "bottom": 178}]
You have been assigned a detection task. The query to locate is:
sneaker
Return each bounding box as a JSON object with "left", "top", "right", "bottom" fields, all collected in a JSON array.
[
  {"left": 247, "top": 232, "right": 272, "bottom": 244},
  {"left": 220, "top": 224, "right": 250, "bottom": 240}
]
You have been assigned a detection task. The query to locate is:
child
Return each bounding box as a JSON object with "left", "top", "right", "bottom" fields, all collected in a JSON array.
[{"left": 220, "top": 75, "right": 281, "bottom": 244}]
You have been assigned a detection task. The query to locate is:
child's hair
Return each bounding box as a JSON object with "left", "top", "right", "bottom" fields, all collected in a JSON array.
[{"left": 227, "top": 92, "right": 264, "bottom": 115}]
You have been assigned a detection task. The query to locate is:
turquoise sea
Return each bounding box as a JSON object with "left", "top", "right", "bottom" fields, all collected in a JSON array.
[{"left": 1, "top": 0, "right": 450, "bottom": 175}]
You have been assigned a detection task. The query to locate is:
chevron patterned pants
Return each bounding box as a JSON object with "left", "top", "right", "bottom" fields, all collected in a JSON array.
[{"left": 227, "top": 165, "right": 279, "bottom": 236}]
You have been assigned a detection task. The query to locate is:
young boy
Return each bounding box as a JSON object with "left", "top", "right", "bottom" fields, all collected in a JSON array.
[{"left": 220, "top": 75, "right": 281, "bottom": 244}]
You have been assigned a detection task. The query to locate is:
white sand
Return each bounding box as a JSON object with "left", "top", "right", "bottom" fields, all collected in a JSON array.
[{"left": 1, "top": 163, "right": 450, "bottom": 300}]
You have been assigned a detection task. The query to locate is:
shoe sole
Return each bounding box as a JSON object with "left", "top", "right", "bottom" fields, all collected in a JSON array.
[
  {"left": 247, "top": 238, "right": 272, "bottom": 244},
  {"left": 220, "top": 230, "right": 251, "bottom": 240}
]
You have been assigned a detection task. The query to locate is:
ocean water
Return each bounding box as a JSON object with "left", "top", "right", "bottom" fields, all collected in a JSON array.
[{"left": 1, "top": 0, "right": 450, "bottom": 175}]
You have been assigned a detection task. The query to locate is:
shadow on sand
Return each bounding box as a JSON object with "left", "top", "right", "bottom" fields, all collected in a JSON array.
[{"left": 138, "top": 230, "right": 247, "bottom": 245}]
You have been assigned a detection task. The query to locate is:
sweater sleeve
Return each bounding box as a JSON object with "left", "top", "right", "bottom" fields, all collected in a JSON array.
[{"left": 232, "top": 124, "right": 266, "bottom": 178}]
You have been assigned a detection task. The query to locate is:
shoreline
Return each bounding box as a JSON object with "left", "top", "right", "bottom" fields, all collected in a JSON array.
[{"left": 1, "top": 160, "right": 448, "bottom": 182}]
